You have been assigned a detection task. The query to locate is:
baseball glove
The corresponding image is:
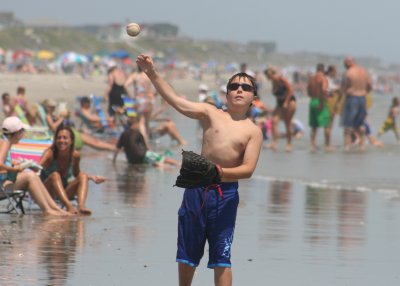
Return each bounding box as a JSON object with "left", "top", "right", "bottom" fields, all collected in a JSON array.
[{"left": 174, "top": 150, "right": 222, "bottom": 188}]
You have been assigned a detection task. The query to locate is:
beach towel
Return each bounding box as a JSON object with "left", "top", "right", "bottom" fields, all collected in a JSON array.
[{"left": 10, "top": 138, "right": 52, "bottom": 164}]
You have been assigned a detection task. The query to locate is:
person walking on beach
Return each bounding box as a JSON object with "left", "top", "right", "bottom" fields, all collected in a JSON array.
[
  {"left": 307, "top": 63, "right": 332, "bottom": 151},
  {"left": 136, "top": 54, "right": 262, "bottom": 286},
  {"left": 125, "top": 65, "right": 156, "bottom": 134},
  {"left": 341, "top": 57, "right": 372, "bottom": 151},
  {"left": 264, "top": 67, "right": 296, "bottom": 152},
  {"left": 377, "top": 96, "right": 400, "bottom": 142},
  {"left": 104, "top": 62, "right": 127, "bottom": 116}
]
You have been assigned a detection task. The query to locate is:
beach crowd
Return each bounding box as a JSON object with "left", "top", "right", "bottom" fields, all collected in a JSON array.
[
  {"left": 1, "top": 55, "right": 400, "bottom": 216},
  {"left": 2, "top": 50, "right": 400, "bottom": 286}
]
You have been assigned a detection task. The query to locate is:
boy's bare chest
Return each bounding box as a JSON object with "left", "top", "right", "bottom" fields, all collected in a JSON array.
[{"left": 206, "top": 120, "right": 249, "bottom": 146}]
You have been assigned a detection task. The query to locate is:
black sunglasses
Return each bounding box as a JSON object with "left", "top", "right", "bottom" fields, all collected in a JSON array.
[{"left": 227, "top": 83, "right": 254, "bottom": 92}]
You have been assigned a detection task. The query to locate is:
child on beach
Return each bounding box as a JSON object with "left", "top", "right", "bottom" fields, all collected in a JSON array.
[
  {"left": 136, "top": 54, "right": 262, "bottom": 286},
  {"left": 377, "top": 97, "right": 400, "bottom": 142}
]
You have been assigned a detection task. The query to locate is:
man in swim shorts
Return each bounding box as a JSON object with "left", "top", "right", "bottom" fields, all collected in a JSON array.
[
  {"left": 136, "top": 54, "right": 262, "bottom": 286},
  {"left": 341, "top": 57, "right": 372, "bottom": 151},
  {"left": 307, "top": 63, "right": 331, "bottom": 151}
]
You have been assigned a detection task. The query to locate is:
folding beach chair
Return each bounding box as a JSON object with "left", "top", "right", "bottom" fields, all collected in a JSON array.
[
  {"left": 75, "top": 95, "right": 121, "bottom": 137},
  {"left": 35, "top": 103, "right": 50, "bottom": 128},
  {"left": 14, "top": 105, "right": 30, "bottom": 125},
  {"left": 0, "top": 183, "right": 26, "bottom": 214},
  {"left": 2, "top": 138, "right": 51, "bottom": 215},
  {"left": 122, "top": 96, "right": 138, "bottom": 118},
  {"left": 110, "top": 95, "right": 138, "bottom": 127},
  {"left": 90, "top": 94, "right": 114, "bottom": 129}
]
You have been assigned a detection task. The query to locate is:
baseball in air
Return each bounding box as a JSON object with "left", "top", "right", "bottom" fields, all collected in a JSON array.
[{"left": 126, "top": 23, "right": 141, "bottom": 37}]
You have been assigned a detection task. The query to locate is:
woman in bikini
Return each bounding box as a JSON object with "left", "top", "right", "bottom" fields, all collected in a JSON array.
[
  {"left": 39, "top": 125, "right": 106, "bottom": 215},
  {"left": 264, "top": 67, "right": 297, "bottom": 152}
]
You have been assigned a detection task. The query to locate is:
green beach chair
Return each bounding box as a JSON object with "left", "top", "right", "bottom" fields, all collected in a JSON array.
[{"left": 14, "top": 105, "right": 30, "bottom": 125}]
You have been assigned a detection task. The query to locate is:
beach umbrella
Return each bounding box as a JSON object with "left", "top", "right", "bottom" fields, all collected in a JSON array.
[
  {"left": 94, "top": 49, "right": 110, "bottom": 57},
  {"left": 12, "top": 50, "right": 32, "bottom": 60},
  {"left": 110, "top": 50, "right": 130, "bottom": 59},
  {"left": 59, "top": 52, "right": 88, "bottom": 65},
  {"left": 36, "top": 50, "right": 55, "bottom": 60},
  {"left": 123, "top": 57, "right": 134, "bottom": 65}
]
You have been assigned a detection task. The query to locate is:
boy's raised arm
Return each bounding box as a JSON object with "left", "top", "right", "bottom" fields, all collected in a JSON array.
[{"left": 136, "top": 54, "right": 207, "bottom": 120}]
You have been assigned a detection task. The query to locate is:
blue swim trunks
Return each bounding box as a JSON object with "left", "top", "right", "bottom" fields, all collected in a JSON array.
[
  {"left": 343, "top": 95, "right": 367, "bottom": 128},
  {"left": 176, "top": 182, "right": 239, "bottom": 269}
]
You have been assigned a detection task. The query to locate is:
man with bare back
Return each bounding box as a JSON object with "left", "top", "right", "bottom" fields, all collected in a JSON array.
[
  {"left": 136, "top": 54, "right": 262, "bottom": 286},
  {"left": 341, "top": 57, "right": 372, "bottom": 151}
]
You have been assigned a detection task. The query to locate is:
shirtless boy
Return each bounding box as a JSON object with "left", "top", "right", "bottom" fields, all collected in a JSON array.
[{"left": 136, "top": 54, "right": 262, "bottom": 286}]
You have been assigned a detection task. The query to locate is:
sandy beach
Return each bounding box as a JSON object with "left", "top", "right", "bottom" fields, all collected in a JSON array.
[{"left": 1, "top": 73, "right": 400, "bottom": 285}]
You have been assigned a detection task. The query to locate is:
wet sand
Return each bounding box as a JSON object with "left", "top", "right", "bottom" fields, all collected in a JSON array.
[
  {"left": 1, "top": 73, "right": 400, "bottom": 285},
  {"left": 1, "top": 161, "right": 400, "bottom": 285}
]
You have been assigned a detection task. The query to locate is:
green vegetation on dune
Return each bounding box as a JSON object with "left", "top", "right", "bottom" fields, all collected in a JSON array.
[
  {"left": 0, "top": 27, "right": 107, "bottom": 53},
  {"left": 0, "top": 26, "right": 276, "bottom": 65}
]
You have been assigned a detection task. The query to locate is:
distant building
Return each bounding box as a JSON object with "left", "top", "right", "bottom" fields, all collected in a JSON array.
[
  {"left": 145, "top": 23, "right": 179, "bottom": 38},
  {"left": 0, "top": 12, "right": 22, "bottom": 29},
  {"left": 86, "top": 22, "right": 179, "bottom": 42}
]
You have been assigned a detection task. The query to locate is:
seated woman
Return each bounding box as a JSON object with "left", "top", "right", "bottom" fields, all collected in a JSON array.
[
  {"left": 39, "top": 125, "right": 106, "bottom": 215},
  {"left": 0, "top": 117, "right": 69, "bottom": 216},
  {"left": 42, "top": 99, "right": 116, "bottom": 152}
]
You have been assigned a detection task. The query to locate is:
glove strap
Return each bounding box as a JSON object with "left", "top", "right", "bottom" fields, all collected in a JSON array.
[{"left": 215, "top": 164, "right": 223, "bottom": 180}]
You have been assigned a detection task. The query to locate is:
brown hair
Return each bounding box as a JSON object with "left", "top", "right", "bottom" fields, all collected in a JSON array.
[
  {"left": 51, "top": 125, "right": 75, "bottom": 164},
  {"left": 226, "top": 72, "right": 258, "bottom": 98},
  {"left": 264, "top": 67, "right": 277, "bottom": 78},
  {"left": 17, "top": 86, "right": 25, "bottom": 95}
]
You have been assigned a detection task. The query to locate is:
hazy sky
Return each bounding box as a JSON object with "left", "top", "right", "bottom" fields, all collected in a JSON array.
[{"left": 3, "top": 0, "right": 400, "bottom": 64}]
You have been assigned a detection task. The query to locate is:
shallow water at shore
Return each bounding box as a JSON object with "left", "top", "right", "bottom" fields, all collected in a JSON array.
[
  {"left": 1, "top": 83, "right": 400, "bottom": 285},
  {"left": 1, "top": 150, "right": 400, "bottom": 285}
]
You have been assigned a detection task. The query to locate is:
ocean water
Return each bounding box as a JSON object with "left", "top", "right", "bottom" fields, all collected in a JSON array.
[{"left": 1, "top": 92, "right": 400, "bottom": 285}]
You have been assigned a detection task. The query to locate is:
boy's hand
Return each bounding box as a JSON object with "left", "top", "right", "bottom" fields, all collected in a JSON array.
[{"left": 136, "top": 54, "right": 154, "bottom": 74}]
